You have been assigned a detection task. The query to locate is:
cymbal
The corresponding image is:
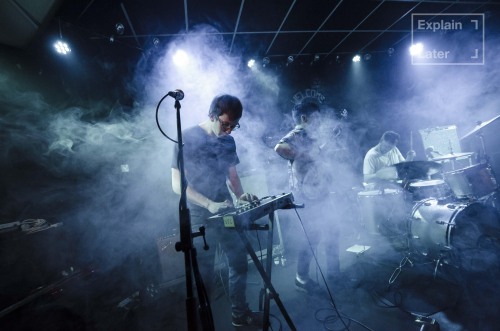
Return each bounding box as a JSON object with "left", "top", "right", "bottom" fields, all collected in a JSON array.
[
  {"left": 376, "top": 161, "right": 442, "bottom": 181},
  {"left": 431, "top": 152, "right": 474, "bottom": 161},
  {"left": 461, "top": 115, "right": 500, "bottom": 140}
]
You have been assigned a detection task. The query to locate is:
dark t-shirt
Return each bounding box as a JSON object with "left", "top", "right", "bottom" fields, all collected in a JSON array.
[
  {"left": 171, "top": 125, "right": 240, "bottom": 211},
  {"left": 279, "top": 126, "right": 332, "bottom": 202}
]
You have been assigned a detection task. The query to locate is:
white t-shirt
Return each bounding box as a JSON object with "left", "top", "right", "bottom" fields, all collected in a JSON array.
[{"left": 363, "top": 144, "right": 405, "bottom": 177}]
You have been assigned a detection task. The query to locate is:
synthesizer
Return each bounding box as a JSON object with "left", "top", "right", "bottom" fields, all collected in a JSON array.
[{"left": 207, "top": 193, "right": 296, "bottom": 228}]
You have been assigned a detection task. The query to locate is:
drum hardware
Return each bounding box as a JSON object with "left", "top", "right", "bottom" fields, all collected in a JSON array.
[
  {"left": 479, "top": 190, "right": 500, "bottom": 215},
  {"left": 376, "top": 161, "right": 443, "bottom": 182},
  {"left": 461, "top": 116, "right": 500, "bottom": 181},
  {"left": 460, "top": 115, "right": 500, "bottom": 148},
  {"left": 388, "top": 254, "right": 414, "bottom": 285},
  {"left": 430, "top": 152, "right": 474, "bottom": 171}
]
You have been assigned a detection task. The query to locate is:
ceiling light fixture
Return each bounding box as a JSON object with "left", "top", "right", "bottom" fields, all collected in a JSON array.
[
  {"left": 53, "top": 18, "right": 71, "bottom": 56},
  {"left": 310, "top": 54, "right": 320, "bottom": 65},
  {"left": 54, "top": 40, "right": 71, "bottom": 55},
  {"left": 247, "top": 59, "right": 256, "bottom": 68},
  {"left": 172, "top": 49, "right": 189, "bottom": 67},
  {"left": 262, "top": 57, "right": 270, "bottom": 67},
  {"left": 409, "top": 43, "right": 424, "bottom": 56},
  {"left": 116, "top": 23, "right": 125, "bottom": 35}
]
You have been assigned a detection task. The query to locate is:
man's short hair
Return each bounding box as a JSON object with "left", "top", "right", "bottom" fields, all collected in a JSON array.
[
  {"left": 208, "top": 94, "right": 243, "bottom": 121},
  {"left": 292, "top": 99, "right": 320, "bottom": 124},
  {"left": 381, "top": 131, "right": 400, "bottom": 144}
]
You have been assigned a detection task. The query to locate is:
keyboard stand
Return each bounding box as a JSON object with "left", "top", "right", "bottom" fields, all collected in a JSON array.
[{"left": 238, "top": 211, "right": 296, "bottom": 331}]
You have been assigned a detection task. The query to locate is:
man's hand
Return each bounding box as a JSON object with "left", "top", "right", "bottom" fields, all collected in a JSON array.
[
  {"left": 207, "top": 199, "right": 233, "bottom": 214},
  {"left": 406, "top": 150, "right": 416, "bottom": 161},
  {"left": 237, "top": 193, "right": 259, "bottom": 205}
]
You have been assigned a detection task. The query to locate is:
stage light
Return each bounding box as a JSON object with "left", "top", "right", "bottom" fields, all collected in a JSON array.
[
  {"left": 286, "top": 55, "right": 294, "bottom": 66},
  {"left": 116, "top": 23, "right": 125, "bottom": 35},
  {"left": 352, "top": 55, "right": 361, "bottom": 62},
  {"left": 409, "top": 43, "right": 424, "bottom": 56},
  {"left": 153, "top": 38, "right": 160, "bottom": 48},
  {"left": 364, "top": 53, "right": 372, "bottom": 61},
  {"left": 172, "top": 49, "right": 189, "bottom": 67},
  {"left": 54, "top": 19, "right": 71, "bottom": 56},
  {"left": 247, "top": 59, "right": 256, "bottom": 68},
  {"left": 310, "top": 54, "right": 320, "bottom": 65},
  {"left": 387, "top": 47, "right": 395, "bottom": 56},
  {"left": 262, "top": 57, "right": 270, "bottom": 67},
  {"left": 53, "top": 40, "right": 71, "bottom": 55}
]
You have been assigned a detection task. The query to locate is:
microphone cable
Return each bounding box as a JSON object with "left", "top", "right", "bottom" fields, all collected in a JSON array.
[{"left": 293, "top": 207, "right": 351, "bottom": 331}]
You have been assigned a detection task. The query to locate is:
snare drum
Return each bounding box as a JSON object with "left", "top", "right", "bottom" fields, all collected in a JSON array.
[
  {"left": 357, "top": 189, "right": 407, "bottom": 235},
  {"left": 407, "top": 179, "right": 452, "bottom": 201},
  {"left": 410, "top": 198, "right": 500, "bottom": 270},
  {"left": 444, "top": 163, "right": 498, "bottom": 199}
]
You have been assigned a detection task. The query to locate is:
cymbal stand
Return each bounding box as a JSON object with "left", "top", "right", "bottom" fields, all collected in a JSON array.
[
  {"left": 433, "top": 256, "right": 444, "bottom": 279},
  {"left": 387, "top": 214, "right": 414, "bottom": 288},
  {"left": 476, "top": 132, "right": 489, "bottom": 164},
  {"left": 388, "top": 252, "right": 414, "bottom": 288}
]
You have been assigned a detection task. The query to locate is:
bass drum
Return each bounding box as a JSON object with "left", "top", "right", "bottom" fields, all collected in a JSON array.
[{"left": 410, "top": 198, "right": 500, "bottom": 270}]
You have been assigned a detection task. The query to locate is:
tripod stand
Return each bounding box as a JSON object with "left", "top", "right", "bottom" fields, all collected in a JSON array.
[{"left": 156, "top": 92, "right": 215, "bottom": 331}]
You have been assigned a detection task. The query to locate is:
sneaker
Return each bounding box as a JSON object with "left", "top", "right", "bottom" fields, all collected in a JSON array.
[
  {"left": 295, "top": 277, "right": 322, "bottom": 295},
  {"left": 231, "top": 310, "right": 264, "bottom": 327}
]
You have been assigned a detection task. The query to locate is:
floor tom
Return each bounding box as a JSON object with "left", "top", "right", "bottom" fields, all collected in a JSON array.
[{"left": 444, "top": 163, "right": 498, "bottom": 199}]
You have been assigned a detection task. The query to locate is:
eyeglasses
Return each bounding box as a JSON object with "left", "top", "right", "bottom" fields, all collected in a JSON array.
[{"left": 218, "top": 117, "right": 240, "bottom": 131}]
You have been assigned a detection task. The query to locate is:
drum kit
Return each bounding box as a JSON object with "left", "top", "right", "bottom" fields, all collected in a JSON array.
[{"left": 357, "top": 158, "right": 500, "bottom": 272}]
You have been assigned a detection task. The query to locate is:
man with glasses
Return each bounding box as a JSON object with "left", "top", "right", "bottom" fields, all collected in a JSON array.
[{"left": 171, "top": 94, "right": 262, "bottom": 327}]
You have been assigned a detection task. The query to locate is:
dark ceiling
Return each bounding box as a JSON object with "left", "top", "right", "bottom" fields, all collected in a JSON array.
[{"left": 2, "top": 0, "right": 500, "bottom": 70}]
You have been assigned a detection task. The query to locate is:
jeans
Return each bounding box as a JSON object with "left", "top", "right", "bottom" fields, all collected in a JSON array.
[
  {"left": 295, "top": 193, "right": 342, "bottom": 279},
  {"left": 191, "top": 206, "right": 250, "bottom": 316}
]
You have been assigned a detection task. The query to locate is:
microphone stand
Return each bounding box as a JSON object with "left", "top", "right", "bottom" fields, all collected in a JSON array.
[{"left": 173, "top": 99, "right": 215, "bottom": 331}]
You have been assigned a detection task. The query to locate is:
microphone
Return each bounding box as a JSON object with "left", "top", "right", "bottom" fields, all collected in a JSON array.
[
  {"left": 425, "top": 146, "right": 442, "bottom": 160},
  {"left": 167, "top": 89, "right": 184, "bottom": 100}
]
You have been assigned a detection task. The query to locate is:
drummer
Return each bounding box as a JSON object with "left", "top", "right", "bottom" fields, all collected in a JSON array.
[{"left": 363, "top": 131, "right": 416, "bottom": 189}]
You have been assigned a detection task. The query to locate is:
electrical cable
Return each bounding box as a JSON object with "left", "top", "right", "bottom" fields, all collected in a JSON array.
[
  {"left": 293, "top": 207, "right": 350, "bottom": 331},
  {"left": 156, "top": 93, "right": 178, "bottom": 143}
]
